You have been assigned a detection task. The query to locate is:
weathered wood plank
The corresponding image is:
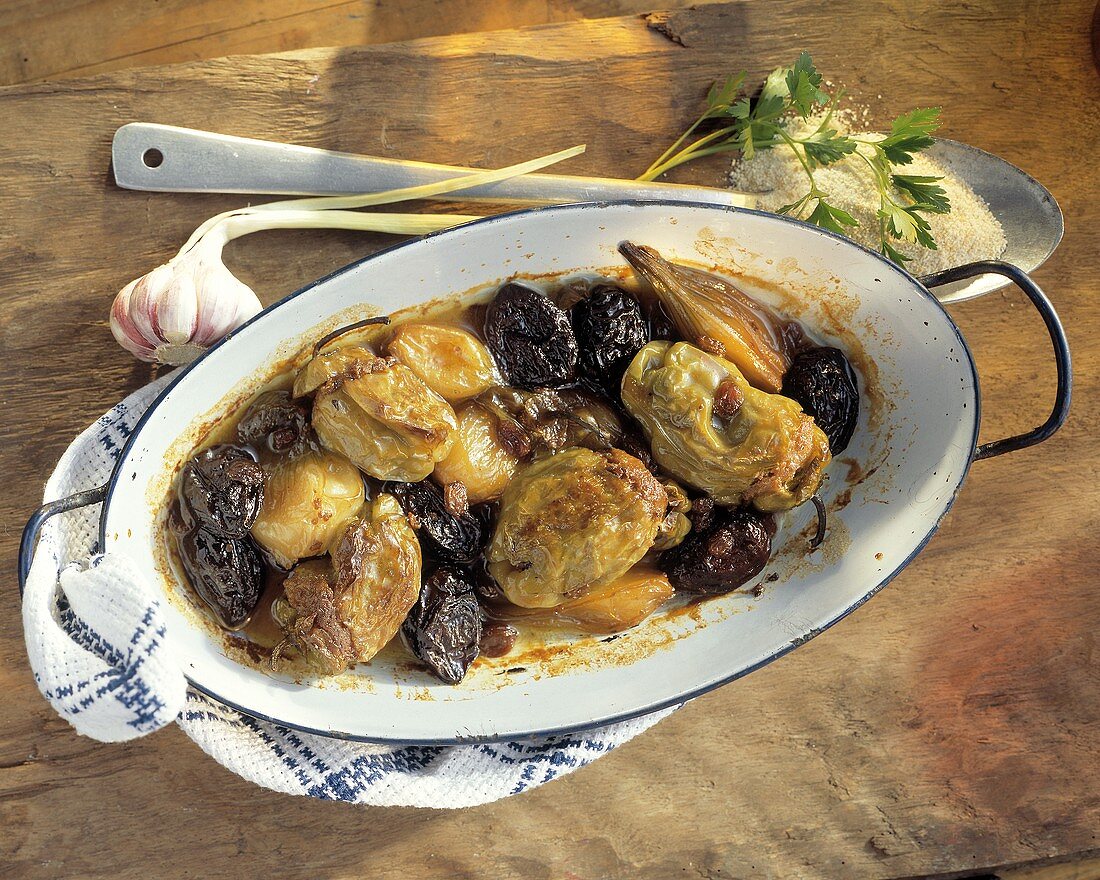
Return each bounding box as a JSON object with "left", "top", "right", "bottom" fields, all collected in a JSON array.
[
  {"left": 1, "top": 3, "right": 1098, "bottom": 878},
  {"left": 0, "top": 0, "right": 714, "bottom": 86}
]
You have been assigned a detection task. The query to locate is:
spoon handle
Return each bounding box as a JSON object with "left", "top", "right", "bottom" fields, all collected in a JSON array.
[{"left": 111, "top": 123, "right": 747, "bottom": 207}]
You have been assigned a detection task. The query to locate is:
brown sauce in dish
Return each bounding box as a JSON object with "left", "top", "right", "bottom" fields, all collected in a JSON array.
[
  {"left": 236, "top": 568, "right": 290, "bottom": 653},
  {"left": 166, "top": 264, "right": 860, "bottom": 684}
]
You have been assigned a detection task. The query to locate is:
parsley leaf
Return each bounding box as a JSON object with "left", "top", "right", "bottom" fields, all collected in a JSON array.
[
  {"left": 706, "top": 73, "right": 746, "bottom": 117},
  {"left": 880, "top": 239, "right": 912, "bottom": 265},
  {"left": 891, "top": 174, "right": 950, "bottom": 214},
  {"left": 880, "top": 201, "right": 938, "bottom": 250},
  {"left": 802, "top": 128, "right": 858, "bottom": 167},
  {"left": 776, "top": 193, "right": 814, "bottom": 216},
  {"left": 760, "top": 65, "right": 791, "bottom": 106},
  {"left": 735, "top": 91, "right": 786, "bottom": 159},
  {"left": 785, "top": 52, "right": 828, "bottom": 117},
  {"left": 640, "top": 55, "right": 950, "bottom": 266},
  {"left": 727, "top": 97, "right": 752, "bottom": 120},
  {"left": 878, "top": 107, "right": 941, "bottom": 165},
  {"left": 807, "top": 200, "right": 859, "bottom": 235}
]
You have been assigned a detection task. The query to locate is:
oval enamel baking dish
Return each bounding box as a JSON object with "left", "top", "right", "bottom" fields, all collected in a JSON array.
[{"left": 20, "top": 202, "right": 1070, "bottom": 744}]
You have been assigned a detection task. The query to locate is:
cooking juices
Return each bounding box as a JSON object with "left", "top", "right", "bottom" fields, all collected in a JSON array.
[{"left": 168, "top": 243, "right": 859, "bottom": 685}]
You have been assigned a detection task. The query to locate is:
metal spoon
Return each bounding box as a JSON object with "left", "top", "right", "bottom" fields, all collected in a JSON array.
[
  {"left": 110, "top": 123, "right": 748, "bottom": 208},
  {"left": 111, "top": 124, "right": 1062, "bottom": 303},
  {"left": 920, "top": 138, "right": 1062, "bottom": 302}
]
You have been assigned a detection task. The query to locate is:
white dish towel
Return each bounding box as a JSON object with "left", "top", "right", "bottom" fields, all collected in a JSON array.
[{"left": 20, "top": 375, "right": 679, "bottom": 807}]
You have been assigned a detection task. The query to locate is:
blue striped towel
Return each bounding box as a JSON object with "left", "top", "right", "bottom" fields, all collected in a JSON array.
[{"left": 21, "top": 375, "right": 678, "bottom": 806}]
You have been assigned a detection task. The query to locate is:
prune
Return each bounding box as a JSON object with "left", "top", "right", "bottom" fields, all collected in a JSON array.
[
  {"left": 478, "top": 621, "right": 518, "bottom": 657},
  {"left": 237, "top": 390, "right": 313, "bottom": 456},
  {"left": 484, "top": 282, "right": 578, "bottom": 388},
  {"left": 648, "top": 300, "right": 678, "bottom": 342},
  {"left": 179, "top": 445, "right": 264, "bottom": 539},
  {"left": 402, "top": 566, "right": 481, "bottom": 684},
  {"left": 661, "top": 507, "right": 771, "bottom": 595},
  {"left": 618, "top": 425, "right": 656, "bottom": 470},
  {"left": 386, "top": 479, "right": 486, "bottom": 564},
  {"left": 781, "top": 346, "right": 860, "bottom": 454},
  {"left": 471, "top": 562, "right": 507, "bottom": 604},
  {"left": 571, "top": 285, "right": 648, "bottom": 393},
  {"left": 688, "top": 495, "right": 716, "bottom": 532},
  {"left": 174, "top": 521, "right": 264, "bottom": 629}
]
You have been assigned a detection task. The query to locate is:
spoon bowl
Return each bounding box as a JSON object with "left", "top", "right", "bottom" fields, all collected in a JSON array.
[{"left": 923, "top": 139, "right": 1063, "bottom": 303}]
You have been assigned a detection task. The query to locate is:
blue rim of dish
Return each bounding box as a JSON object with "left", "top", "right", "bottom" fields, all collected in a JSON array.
[{"left": 97, "top": 199, "right": 981, "bottom": 745}]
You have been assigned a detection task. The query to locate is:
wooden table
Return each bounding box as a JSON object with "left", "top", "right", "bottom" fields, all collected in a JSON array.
[{"left": 2, "top": 3, "right": 1098, "bottom": 878}]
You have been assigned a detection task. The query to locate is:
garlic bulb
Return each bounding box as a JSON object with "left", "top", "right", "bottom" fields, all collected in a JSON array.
[{"left": 110, "top": 240, "right": 262, "bottom": 366}]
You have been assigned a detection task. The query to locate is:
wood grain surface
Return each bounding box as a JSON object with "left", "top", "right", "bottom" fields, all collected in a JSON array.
[
  {"left": 1, "top": 3, "right": 1099, "bottom": 879},
  {"left": 0, "top": 0, "right": 716, "bottom": 86}
]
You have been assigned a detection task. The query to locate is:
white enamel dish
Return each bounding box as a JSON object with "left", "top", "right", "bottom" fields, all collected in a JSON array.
[{"left": 20, "top": 201, "right": 1070, "bottom": 744}]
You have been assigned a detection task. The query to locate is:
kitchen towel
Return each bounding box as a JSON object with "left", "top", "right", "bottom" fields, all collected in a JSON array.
[{"left": 21, "top": 374, "right": 678, "bottom": 806}]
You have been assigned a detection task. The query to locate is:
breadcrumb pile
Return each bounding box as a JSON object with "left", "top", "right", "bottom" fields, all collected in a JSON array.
[{"left": 728, "top": 116, "right": 1006, "bottom": 275}]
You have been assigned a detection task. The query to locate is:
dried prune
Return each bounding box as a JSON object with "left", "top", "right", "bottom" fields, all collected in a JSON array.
[
  {"left": 179, "top": 445, "right": 265, "bottom": 539},
  {"left": 174, "top": 520, "right": 264, "bottom": 629},
  {"left": 471, "top": 562, "right": 507, "bottom": 604},
  {"left": 661, "top": 507, "right": 771, "bottom": 595},
  {"left": 648, "top": 300, "right": 677, "bottom": 342},
  {"left": 618, "top": 425, "right": 656, "bottom": 470},
  {"left": 688, "top": 495, "right": 716, "bottom": 532},
  {"left": 386, "top": 479, "right": 486, "bottom": 564},
  {"left": 484, "top": 282, "right": 577, "bottom": 388},
  {"left": 402, "top": 566, "right": 481, "bottom": 684},
  {"left": 571, "top": 285, "right": 648, "bottom": 393},
  {"left": 237, "top": 390, "right": 313, "bottom": 456},
  {"left": 781, "top": 346, "right": 860, "bottom": 454}
]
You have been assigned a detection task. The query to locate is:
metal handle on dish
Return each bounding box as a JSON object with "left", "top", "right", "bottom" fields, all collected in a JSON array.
[
  {"left": 922, "top": 260, "right": 1072, "bottom": 460},
  {"left": 19, "top": 484, "right": 109, "bottom": 596},
  {"left": 111, "top": 123, "right": 746, "bottom": 206}
]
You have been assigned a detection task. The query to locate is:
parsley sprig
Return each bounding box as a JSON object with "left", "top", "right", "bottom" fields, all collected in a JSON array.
[{"left": 638, "top": 53, "right": 951, "bottom": 264}]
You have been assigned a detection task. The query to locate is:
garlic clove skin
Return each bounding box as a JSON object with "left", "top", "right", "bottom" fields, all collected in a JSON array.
[
  {"left": 109, "top": 245, "right": 264, "bottom": 366},
  {"left": 110, "top": 277, "right": 158, "bottom": 361}
]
